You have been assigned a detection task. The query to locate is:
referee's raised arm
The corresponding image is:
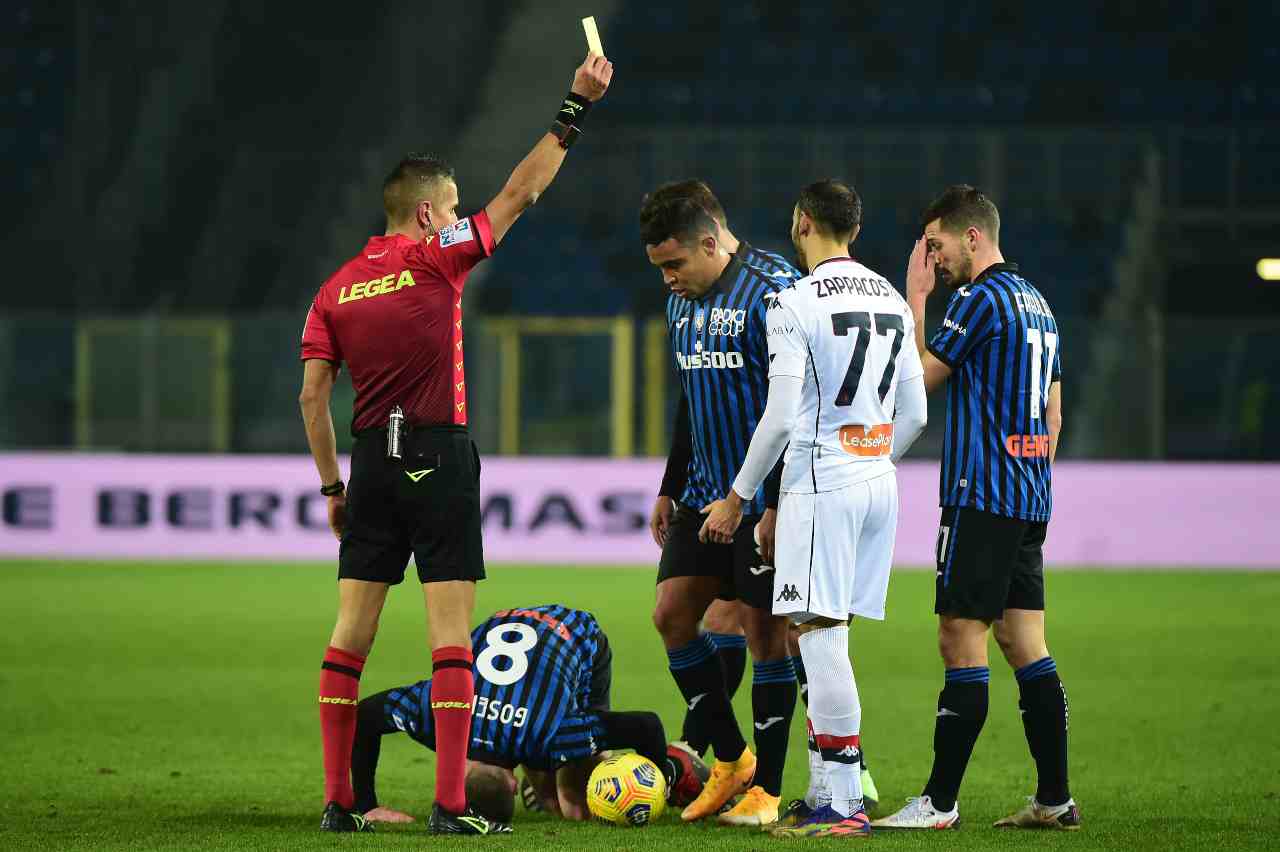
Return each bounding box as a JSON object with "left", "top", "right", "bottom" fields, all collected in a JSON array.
[{"left": 483, "top": 53, "right": 613, "bottom": 245}]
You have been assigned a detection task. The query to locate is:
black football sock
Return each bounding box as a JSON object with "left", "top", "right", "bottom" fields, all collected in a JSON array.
[
  {"left": 1015, "top": 657, "right": 1071, "bottom": 807},
  {"left": 921, "top": 667, "right": 989, "bottom": 813},
  {"left": 667, "top": 634, "right": 746, "bottom": 762},
  {"left": 750, "top": 659, "right": 797, "bottom": 797},
  {"left": 790, "top": 652, "right": 808, "bottom": 707},
  {"left": 681, "top": 632, "right": 747, "bottom": 756}
]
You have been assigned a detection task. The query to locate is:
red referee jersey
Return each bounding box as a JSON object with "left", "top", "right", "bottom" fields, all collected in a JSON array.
[{"left": 300, "top": 211, "right": 495, "bottom": 431}]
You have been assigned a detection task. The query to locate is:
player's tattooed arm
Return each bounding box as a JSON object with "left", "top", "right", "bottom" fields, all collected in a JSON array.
[
  {"left": 905, "top": 238, "right": 953, "bottom": 394},
  {"left": 352, "top": 693, "right": 397, "bottom": 817},
  {"left": 523, "top": 767, "right": 564, "bottom": 817},
  {"left": 553, "top": 762, "right": 594, "bottom": 820},
  {"left": 1047, "top": 381, "right": 1063, "bottom": 463},
  {"left": 653, "top": 391, "right": 693, "bottom": 546}
]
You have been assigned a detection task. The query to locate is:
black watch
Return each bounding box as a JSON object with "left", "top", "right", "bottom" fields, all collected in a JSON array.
[
  {"left": 549, "top": 120, "right": 582, "bottom": 149},
  {"left": 320, "top": 480, "right": 345, "bottom": 497}
]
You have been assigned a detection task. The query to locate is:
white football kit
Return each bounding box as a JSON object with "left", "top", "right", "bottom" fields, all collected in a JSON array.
[{"left": 732, "top": 257, "right": 926, "bottom": 622}]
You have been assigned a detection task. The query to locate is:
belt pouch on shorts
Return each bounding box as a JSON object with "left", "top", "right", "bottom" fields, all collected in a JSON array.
[{"left": 402, "top": 428, "right": 444, "bottom": 471}]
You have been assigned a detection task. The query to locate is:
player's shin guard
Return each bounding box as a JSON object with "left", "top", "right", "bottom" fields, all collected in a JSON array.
[
  {"left": 680, "top": 632, "right": 747, "bottom": 756},
  {"left": 750, "top": 658, "right": 796, "bottom": 796},
  {"left": 799, "top": 626, "right": 863, "bottom": 818},
  {"left": 1016, "top": 657, "right": 1071, "bottom": 806},
  {"left": 667, "top": 634, "right": 747, "bottom": 762},
  {"left": 431, "top": 646, "right": 475, "bottom": 815},
  {"left": 922, "top": 667, "right": 990, "bottom": 813},
  {"left": 319, "top": 646, "right": 366, "bottom": 809}
]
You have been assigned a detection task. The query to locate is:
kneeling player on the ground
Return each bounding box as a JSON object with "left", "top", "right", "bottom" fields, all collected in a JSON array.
[
  {"left": 701, "top": 181, "right": 927, "bottom": 838},
  {"left": 351, "top": 605, "right": 701, "bottom": 828}
]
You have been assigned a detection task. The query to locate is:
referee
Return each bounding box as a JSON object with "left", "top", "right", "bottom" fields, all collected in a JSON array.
[
  {"left": 873, "top": 186, "right": 1079, "bottom": 831},
  {"left": 299, "top": 52, "right": 612, "bottom": 835}
]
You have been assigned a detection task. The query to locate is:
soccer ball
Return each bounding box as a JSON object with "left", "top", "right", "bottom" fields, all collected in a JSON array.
[{"left": 586, "top": 753, "right": 667, "bottom": 826}]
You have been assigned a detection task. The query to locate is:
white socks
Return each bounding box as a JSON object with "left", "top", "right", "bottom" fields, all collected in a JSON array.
[{"left": 799, "top": 624, "right": 863, "bottom": 818}]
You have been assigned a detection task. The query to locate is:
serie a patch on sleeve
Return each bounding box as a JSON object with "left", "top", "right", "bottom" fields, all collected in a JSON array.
[{"left": 439, "top": 219, "right": 474, "bottom": 248}]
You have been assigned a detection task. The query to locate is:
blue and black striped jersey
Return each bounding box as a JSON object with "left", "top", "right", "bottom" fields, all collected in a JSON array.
[
  {"left": 927, "top": 263, "right": 1061, "bottom": 522},
  {"left": 740, "top": 242, "right": 802, "bottom": 286},
  {"left": 380, "top": 605, "right": 606, "bottom": 770},
  {"left": 665, "top": 247, "right": 797, "bottom": 514}
]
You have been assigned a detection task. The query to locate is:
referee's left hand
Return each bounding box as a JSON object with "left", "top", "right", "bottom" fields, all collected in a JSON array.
[
  {"left": 572, "top": 52, "right": 614, "bottom": 102},
  {"left": 699, "top": 496, "right": 743, "bottom": 545},
  {"left": 327, "top": 494, "right": 346, "bottom": 541}
]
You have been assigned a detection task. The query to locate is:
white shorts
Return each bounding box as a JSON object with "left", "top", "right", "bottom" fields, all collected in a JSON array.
[{"left": 772, "top": 472, "right": 897, "bottom": 623}]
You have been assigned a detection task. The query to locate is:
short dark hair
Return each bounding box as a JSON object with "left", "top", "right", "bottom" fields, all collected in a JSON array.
[
  {"left": 638, "top": 196, "right": 719, "bottom": 247},
  {"left": 921, "top": 185, "right": 1000, "bottom": 244},
  {"left": 796, "top": 180, "right": 863, "bottom": 239},
  {"left": 465, "top": 764, "right": 515, "bottom": 824},
  {"left": 383, "top": 153, "right": 455, "bottom": 223},
  {"left": 640, "top": 180, "right": 728, "bottom": 227}
]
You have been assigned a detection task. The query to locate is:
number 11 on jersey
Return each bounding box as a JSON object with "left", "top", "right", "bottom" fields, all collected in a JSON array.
[{"left": 1026, "top": 329, "right": 1058, "bottom": 418}]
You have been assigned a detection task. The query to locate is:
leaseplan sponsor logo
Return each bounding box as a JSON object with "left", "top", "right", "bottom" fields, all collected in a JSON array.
[{"left": 839, "top": 423, "right": 894, "bottom": 457}]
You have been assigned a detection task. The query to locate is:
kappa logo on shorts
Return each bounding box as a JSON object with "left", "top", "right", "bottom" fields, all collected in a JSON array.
[{"left": 775, "top": 583, "right": 801, "bottom": 603}]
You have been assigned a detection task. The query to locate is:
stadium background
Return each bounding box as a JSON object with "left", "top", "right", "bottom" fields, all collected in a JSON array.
[{"left": 3, "top": 1, "right": 1277, "bottom": 849}]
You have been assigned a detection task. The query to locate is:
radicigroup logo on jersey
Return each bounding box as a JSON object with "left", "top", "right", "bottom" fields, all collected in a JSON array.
[
  {"left": 706, "top": 307, "right": 746, "bottom": 337},
  {"left": 1, "top": 454, "right": 1275, "bottom": 568}
]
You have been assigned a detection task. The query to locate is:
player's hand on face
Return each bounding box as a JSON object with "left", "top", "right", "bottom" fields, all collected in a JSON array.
[
  {"left": 906, "top": 237, "right": 935, "bottom": 302},
  {"left": 650, "top": 496, "right": 675, "bottom": 547},
  {"left": 327, "top": 493, "right": 346, "bottom": 541},
  {"left": 698, "top": 498, "right": 743, "bottom": 545},
  {"left": 756, "top": 508, "right": 777, "bottom": 564},
  {"left": 363, "top": 806, "right": 415, "bottom": 823},
  {"left": 571, "top": 53, "right": 613, "bottom": 102}
]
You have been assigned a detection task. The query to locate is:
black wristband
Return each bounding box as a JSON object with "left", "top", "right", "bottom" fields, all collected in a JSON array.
[
  {"left": 555, "top": 91, "right": 592, "bottom": 129},
  {"left": 320, "top": 480, "right": 345, "bottom": 497},
  {"left": 549, "top": 120, "right": 581, "bottom": 150}
]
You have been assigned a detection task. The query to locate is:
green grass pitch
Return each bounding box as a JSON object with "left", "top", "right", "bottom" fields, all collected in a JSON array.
[{"left": 2, "top": 560, "right": 1277, "bottom": 850}]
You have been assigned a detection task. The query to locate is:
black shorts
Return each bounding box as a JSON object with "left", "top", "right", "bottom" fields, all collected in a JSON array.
[
  {"left": 935, "top": 506, "right": 1046, "bottom": 620},
  {"left": 657, "top": 502, "right": 774, "bottom": 610},
  {"left": 339, "top": 424, "right": 485, "bottom": 586}
]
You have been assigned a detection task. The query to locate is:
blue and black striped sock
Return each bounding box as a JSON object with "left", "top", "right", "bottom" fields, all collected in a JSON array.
[
  {"left": 667, "top": 634, "right": 746, "bottom": 763},
  {"left": 1016, "top": 657, "right": 1070, "bottom": 807},
  {"left": 750, "top": 658, "right": 797, "bottom": 797},
  {"left": 680, "top": 633, "right": 747, "bottom": 755},
  {"left": 922, "top": 666, "right": 989, "bottom": 813},
  {"left": 790, "top": 653, "right": 808, "bottom": 706},
  {"left": 709, "top": 632, "right": 748, "bottom": 698}
]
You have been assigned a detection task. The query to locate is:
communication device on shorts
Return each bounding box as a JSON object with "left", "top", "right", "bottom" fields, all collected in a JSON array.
[{"left": 387, "top": 404, "right": 404, "bottom": 460}]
